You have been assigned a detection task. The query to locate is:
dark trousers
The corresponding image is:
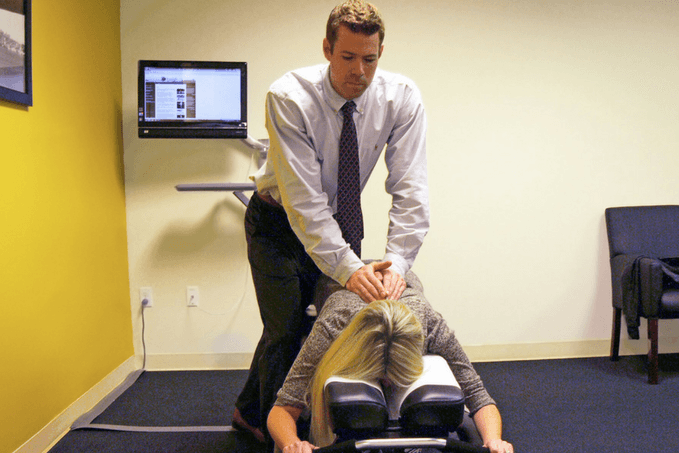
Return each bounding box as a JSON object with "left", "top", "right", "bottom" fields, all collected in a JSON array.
[{"left": 235, "top": 193, "right": 321, "bottom": 441}]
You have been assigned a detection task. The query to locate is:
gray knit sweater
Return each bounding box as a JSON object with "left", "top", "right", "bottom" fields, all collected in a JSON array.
[{"left": 274, "top": 272, "right": 496, "bottom": 416}]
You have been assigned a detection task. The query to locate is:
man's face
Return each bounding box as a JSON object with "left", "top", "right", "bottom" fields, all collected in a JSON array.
[{"left": 324, "top": 25, "right": 383, "bottom": 100}]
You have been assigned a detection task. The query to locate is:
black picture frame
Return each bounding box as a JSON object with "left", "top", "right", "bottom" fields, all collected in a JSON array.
[{"left": 0, "top": 0, "right": 32, "bottom": 106}]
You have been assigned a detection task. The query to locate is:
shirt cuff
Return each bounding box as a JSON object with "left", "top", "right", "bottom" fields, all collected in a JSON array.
[
  {"left": 383, "top": 253, "right": 409, "bottom": 278},
  {"left": 332, "top": 252, "right": 365, "bottom": 286}
]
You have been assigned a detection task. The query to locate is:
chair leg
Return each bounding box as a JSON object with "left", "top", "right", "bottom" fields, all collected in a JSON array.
[
  {"left": 648, "top": 318, "right": 659, "bottom": 385},
  {"left": 610, "top": 307, "right": 621, "bottom": 361}
]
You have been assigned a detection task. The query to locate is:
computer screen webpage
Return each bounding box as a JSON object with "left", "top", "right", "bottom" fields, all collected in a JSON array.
[{"left": 143, "top": 67, "right": 242, "bottom": 122}]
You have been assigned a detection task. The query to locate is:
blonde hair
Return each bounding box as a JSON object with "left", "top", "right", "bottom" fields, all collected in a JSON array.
[
  {"left": 326, "top": 0, "right": 385, "bottom": 52},
  {"left": 309, "top": 300, "right": 424, "bottom": 446}
]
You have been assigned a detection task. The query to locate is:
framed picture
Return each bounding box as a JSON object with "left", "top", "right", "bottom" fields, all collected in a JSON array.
[{"left": 0, "top": 0, "right": 31, "bottom": 106}]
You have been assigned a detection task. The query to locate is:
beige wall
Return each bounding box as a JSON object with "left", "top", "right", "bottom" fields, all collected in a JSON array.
[
  {"left": 1, "top": 1, "right": 132, "bottom": 452},
  {"left": 121, "top": 0, "right": 679, "bottom": 369}
]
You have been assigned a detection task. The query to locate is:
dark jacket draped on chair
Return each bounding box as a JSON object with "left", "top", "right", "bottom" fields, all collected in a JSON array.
[{"left": 613, "top": 254, "right": 679, "bottom": 339}]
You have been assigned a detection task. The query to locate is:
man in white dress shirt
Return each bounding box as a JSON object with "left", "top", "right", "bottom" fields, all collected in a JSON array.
[{"left": 232, "top": 1, "right": 429, "bottom": 445}]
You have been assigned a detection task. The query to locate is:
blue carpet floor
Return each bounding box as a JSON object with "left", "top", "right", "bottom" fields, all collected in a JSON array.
[{"left": 48, "top": 354, "right": 679, "bottom": 453}]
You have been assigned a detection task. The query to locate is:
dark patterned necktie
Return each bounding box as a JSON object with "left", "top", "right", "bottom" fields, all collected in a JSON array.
[{"left": 335, "top": 101, "right": 363, "bottom": 257}]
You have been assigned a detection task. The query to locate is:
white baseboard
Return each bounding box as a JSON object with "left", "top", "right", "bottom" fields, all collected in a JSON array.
[
  {"left": 144, "top": 338, "right": 679, "bottom": 370},
  {"left": 12, "top": 356, "right": 137, "bottom": 453},
  {"left": 464, "top": 338, "right": 679, "bottom": 363},
  {"left": 144, "top": 352, "right": 255, "bottom": 371},
  {"left": 145, "top": 339, "right": 679, "bottom": 370}
]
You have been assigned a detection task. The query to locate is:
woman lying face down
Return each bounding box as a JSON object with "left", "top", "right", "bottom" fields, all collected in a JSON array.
[
  {"left": 267, "top": 273, "right": 515, "bottom": 453},
  {"left": 310, "top": 299, "right": 424, "bottom": 446}
]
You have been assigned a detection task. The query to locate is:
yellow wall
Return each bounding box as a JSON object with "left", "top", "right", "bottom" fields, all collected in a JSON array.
[{"left": 0, "top": 1, "right": 133, "bottom": 452}]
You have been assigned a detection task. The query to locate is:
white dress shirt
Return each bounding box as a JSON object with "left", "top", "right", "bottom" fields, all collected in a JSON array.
[{"left": 252, "top": 64, "right": 429, "bottom": 285}]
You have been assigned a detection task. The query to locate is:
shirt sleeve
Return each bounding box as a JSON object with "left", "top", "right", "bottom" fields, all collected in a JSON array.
[
  {"left": 382, "top": 84, "right": 430, "bottom": 277},
  {"left": 265, "top": 90, "right": 364, "bottom": 285}
]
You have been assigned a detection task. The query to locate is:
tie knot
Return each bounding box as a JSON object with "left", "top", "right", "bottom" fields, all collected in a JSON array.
[{"left": 341, "top": 101, "right": 356, "bottom": 117}]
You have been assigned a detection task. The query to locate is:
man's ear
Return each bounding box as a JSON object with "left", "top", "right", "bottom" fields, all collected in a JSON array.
[
  {"left": 378, "top": 44, "right": 384, "bottom": 58},
  {"left": 323, "top": 38, "right": 333, "bottom": 61}
]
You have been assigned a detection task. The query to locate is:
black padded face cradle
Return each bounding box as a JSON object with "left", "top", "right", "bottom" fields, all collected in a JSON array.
[
  {"left": 325, "top": 379, "right": 389, "bottom": 437},
  {"left": 399, "top": 384, "right": 465, "bottom": 436},
  {"left": 324, "top": 356, "right": 466, "bottom": 439}
]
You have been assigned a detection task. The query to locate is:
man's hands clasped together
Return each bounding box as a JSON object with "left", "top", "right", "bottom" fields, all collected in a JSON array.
[{"left": 345, "top": 261, "right": 407, "bottom": 303}]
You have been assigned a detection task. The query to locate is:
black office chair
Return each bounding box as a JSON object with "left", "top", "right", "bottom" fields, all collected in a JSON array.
[{"left": 605, "top": 205, "right": 679, "bottom": 384}]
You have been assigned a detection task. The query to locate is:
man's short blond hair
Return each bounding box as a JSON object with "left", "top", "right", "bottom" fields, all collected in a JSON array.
[{"left": 326, "top": 0, "right": 385, "bottom": 52}]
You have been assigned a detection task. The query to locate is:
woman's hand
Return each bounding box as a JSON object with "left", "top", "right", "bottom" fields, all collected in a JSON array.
[
  {"left": 282, "top": 440, "right": 317, "bottom": 453},
  {"left": 268, "top": 405, "right": 311, "bottom": 452},
  {"left": 484, "top": 438, "right": 515, "bottom": 453},
  {"left": 472, "top": 405, "right": 514, "bottom": 453}
]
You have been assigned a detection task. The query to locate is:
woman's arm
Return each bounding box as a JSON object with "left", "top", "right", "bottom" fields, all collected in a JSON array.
[
  {"left": 472, "top": 404, "right": 514, "bottom": 453},
  {"left": 267, "top": 405, "right": 316, "bottom": 453}
]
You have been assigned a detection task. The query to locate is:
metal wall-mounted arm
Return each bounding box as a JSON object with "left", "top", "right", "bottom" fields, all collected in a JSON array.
[{"left": 174, "top": 136, "right": 269, "bottom": 206}]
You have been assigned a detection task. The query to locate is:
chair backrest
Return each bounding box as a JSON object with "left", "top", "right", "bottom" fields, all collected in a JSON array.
[{"left": 605, "top": 205, "right": 679, "bottom": 259}]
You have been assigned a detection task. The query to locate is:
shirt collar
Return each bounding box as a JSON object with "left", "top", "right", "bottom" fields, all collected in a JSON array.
[{"left": 322, "top": 64, "right": 367, "bottom": 115}]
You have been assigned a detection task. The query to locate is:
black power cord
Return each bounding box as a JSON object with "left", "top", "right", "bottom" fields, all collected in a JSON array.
[{"left": 141, "top": 299, "right": 149, "bottom": 370}]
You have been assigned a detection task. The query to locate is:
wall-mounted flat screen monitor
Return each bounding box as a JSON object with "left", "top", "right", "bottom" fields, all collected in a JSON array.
[{"left": 138, "top": 60, "right": 247, "bottom": 138}]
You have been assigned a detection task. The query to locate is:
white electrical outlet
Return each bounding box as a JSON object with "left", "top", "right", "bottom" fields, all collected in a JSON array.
[
  {"left": 187, "top": 286, "right": 199, "bottom": 307},
  {"left": 140, "top": 287, "right": 153, "bottom": 307}
]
